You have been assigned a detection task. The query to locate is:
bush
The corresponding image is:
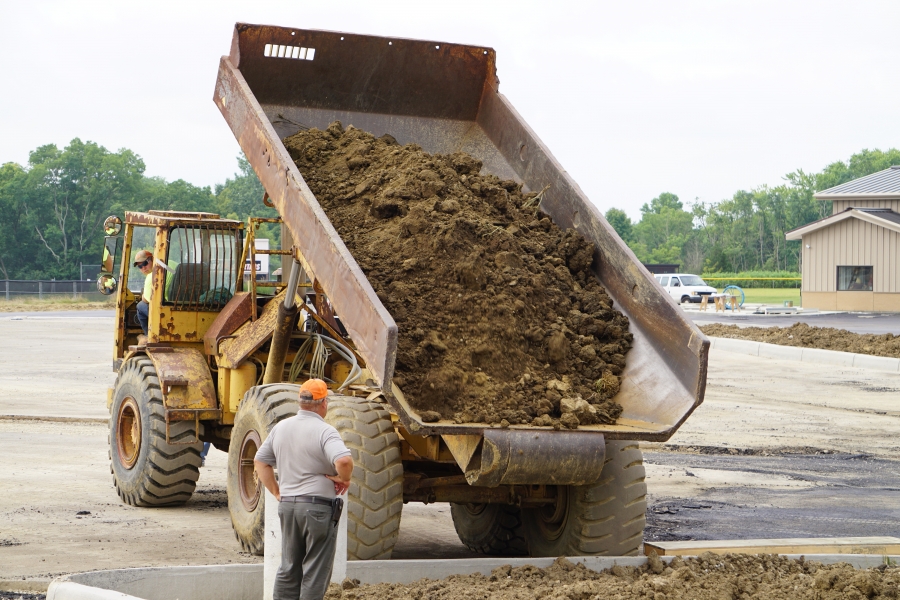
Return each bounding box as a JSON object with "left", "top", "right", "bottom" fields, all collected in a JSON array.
[{"left": 700, "top": 270, "right": 801, "bottom": 288}]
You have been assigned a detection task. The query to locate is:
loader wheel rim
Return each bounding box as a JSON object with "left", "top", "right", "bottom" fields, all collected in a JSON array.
[
  {"left": 116, "top": 397, "right": 141, "bottom": 470},
  {"left": 238, "top": 430, "right": 262, "bottom": 512},
  {"left": 532, "top": 486, "right": 568, "bottom": 542}
]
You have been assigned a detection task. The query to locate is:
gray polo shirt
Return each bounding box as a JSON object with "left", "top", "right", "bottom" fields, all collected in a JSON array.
[{"left": 254, "top": 410, "right": 351, "bottom": 499}]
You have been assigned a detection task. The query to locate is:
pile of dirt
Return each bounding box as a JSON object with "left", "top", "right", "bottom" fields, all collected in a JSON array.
[
  {"left": 701, "top": 323, "right": 900, "bottom": 358},
  {"left": 283, "top": 122, "right": 632, "bottom": 427},
  {"left": 326, "top": 555, "right": 900, "bottom": 600}
]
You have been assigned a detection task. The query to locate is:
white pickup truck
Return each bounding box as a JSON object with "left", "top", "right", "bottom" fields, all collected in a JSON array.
[{"left": 653, "top": 273, "right": 717, "bottom": 304}]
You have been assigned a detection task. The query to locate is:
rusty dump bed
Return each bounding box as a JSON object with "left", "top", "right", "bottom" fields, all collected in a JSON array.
[{"left": 214, "top": 23, "right": 708, "bottom": 441}]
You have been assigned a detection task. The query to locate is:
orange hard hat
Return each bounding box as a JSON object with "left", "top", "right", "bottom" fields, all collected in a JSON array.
[
  {"left": 299, "top": 379, "right": 329, "bottom": 401},
  {"left": 133, "top": 249, "right": 153, "bottom": 266}
]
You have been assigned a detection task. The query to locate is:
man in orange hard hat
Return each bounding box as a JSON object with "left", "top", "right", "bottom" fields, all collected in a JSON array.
[{"left": 254, "top": 379, "right": 353, "bottom": 600}]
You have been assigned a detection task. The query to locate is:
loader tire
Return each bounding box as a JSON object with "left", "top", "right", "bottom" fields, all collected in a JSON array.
[
  {"left": 325, "top": 397, "right": 403, "bottom": 560},
  {"left": 227, "top": 384, "right": 299, "bottom": 555},
  {"left": 109, "top": 356, "right": 202, "bottom": 507},
  {"left": 521, "top": 441, "right": 647, "bottom": 557},
  {"left": 450, "top": 503, "right": 528, "bottom": 556}
]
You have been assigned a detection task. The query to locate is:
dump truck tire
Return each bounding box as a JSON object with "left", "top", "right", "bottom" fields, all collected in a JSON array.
[
  {"left": 450, "top": 503, "right": 528, "bottom": 556},
  {"left": 325, "top": 397, "right": 403, "bottom": 560},
  {"left": 521, "top": 441, "right": 647, "bottom": 557},
  {"left": 227, "top": 384, "right": 300, "bottom": 555},
  {"left": 109, "top": 356, "right": 203, "bottom": 507}
]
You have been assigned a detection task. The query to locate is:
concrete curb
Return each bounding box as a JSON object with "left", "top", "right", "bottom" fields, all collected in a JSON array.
[
  {"left": 47, "top": 564, "right": 262, "bottom": 600},
  {"left": 46, "top": 554, "right": 900, "bottom": 599},
  {"left": 709, "top": 337, "right": 900, "bottom": 372}
]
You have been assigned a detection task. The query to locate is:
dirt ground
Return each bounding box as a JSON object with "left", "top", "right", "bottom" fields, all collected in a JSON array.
[
  {"left": 326, "top": 556, "right": 900, "bottom": 600},
  {"left": 701, "top": 322, "right": 900, "bottom": 358},
  {"left": 0, "top": 300, "right": 113, "bottom": 313},
  {"left": 1, "top": 315, "right": 899, "bottom": 586},
  {"left": 282, "top": 123, "right": 631, "bottom": 427}
]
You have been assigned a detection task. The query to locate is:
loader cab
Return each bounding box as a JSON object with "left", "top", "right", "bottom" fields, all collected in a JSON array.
[{"left": 110, "top": 211, "right": 244, "bottom": 361}]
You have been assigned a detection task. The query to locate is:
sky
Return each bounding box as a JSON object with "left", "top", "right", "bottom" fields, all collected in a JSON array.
[{"left": 2, "top": 1, "right": 899, "bottom": 220}]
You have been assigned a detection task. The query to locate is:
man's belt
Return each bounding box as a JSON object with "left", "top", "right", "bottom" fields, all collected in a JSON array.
[
  {"left": 281, "top": 494, "right": 344, "bottom": 527},
  {"left": 280, "top": 495, "right": 334, "bottom": 506}
]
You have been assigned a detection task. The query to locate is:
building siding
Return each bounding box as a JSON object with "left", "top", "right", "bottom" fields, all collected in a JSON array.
[
  {"left": 832, "top": 199, "right": 900, "bottom": 214},
  {"left": 801, "top": 218, "right": 900, "bottom": 293}
]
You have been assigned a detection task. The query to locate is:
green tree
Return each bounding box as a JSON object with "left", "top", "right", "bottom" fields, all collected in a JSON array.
[
  {"left": 631, "top": 192, "right": 694, "bottom": 264},
  {"left": 215, "top": 155, "right": 270, "bottom": 220},
  {"left": 0, "top": 162, "right": 33, "bottom": 279},
  {"left": 215, "top": 155, "right": 281, "bottom": 270},
  {"left": 138, "top": 177, "right": 218, "bottom": 214},
  {"left": 20, "top": 139, "right": 145, "bottom": 279},
  {"left": 604, "top": 208, "right": 633, "bottom": 243}
]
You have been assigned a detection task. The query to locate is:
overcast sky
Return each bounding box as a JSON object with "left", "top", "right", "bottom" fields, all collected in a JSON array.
[{"left": 2, "top": 1, "right": 898, "bottom": 219}]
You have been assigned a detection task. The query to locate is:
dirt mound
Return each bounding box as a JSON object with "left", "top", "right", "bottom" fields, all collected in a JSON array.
[
  {"left": 701, "top": 323, "right": 900, "bottom": 358},
  {"left": 327, "top": 555, "right": 900, "bottom": 600},
  {"left": 283, "top": 122, "right": 632, "bottom": 427}
]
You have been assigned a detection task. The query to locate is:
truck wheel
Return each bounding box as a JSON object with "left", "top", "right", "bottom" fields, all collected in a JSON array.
[
  {"left": 521, "top": 441, "right": 647, "bottom": 557},
  {"left": 680, "top": 295, "right": 691, "bottom": 304},
  {"left": 326, "top": 397, "right": 403, "bottom": 560},
  {"left": 109, "top": 356, "right": 202, "bottom": 506},
  {"left": 227, "top": 384, "right": 299, "bottom": 555},
  {"left": 450, "top": 503, "right": 528, "bottom": 555}
]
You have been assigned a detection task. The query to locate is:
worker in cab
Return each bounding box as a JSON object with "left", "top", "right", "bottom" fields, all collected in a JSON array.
[{"left": 134, "top": 250, "right": 153, "bottom": 336}]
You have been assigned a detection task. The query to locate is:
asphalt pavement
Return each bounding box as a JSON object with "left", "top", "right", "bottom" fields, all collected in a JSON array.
[{"left": 645, "top": 450, "right": 900, "bottom": 543}]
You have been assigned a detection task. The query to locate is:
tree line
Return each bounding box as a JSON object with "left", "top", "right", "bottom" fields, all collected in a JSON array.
[
  {"left": 0, "top": 139, "right": 275, "bottom": 280},
  {"left": 605, "top": 148, "right": 900, "bottom": 274},
  {"left": 3, "top": 140, "right": 898, "bottom": 281}
]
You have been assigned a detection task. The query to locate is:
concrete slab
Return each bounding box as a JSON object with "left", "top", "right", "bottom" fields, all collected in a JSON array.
[
  {"left": 49, "top": 565, "right": 262, "bottom": 600},
  {"left": 801, "top": 347, "right": 856, "bottom": 366},
  {"left": 711, "top": 337, "right": 760, "bottom": 356},
  {"left": 710, "top": 336, "right": 900, "bottom": 374},
  {"left": 852, "top": 353, "right": 900, "bottom": 372},
  {"left": 757, "top": 342, "right": 803, "bottom": 361},
  {"left": 645, "top": 536, "right": 900, "bottom": 556}
]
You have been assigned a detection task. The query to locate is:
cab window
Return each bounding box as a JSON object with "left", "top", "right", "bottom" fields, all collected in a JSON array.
[
  {"left": 127, "top": 226, "right": 156, "bottom": 294},
  {"left": 165, "top": 226, "right": 241, "bottom": 309}
]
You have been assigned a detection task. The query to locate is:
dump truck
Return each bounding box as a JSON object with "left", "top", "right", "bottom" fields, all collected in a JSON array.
[{"left": 99, "top": 23, "right": 708, "bottom": 560}]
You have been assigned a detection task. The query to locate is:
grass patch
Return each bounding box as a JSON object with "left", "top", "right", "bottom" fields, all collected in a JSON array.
[
  {"left": 0, "top": 296, "right": 115, "bottom": 312},
  {"left": 738, "top": 287, "right": 802, "bottom": 305}
]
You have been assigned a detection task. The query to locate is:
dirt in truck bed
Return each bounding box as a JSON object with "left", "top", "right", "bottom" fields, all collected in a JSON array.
[
  {"left": 326, "top": 555, "right": 900, "bottom": 600},
  {"left": 700, "top": 322, "right": 900, "bottom": 359},
  {"left": 283, "top": 122, "right": 632, "bottom": 427}
]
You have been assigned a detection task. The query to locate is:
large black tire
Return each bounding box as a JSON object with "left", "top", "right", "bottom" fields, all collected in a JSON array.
[
  {"left": 325, "top": 397, "right": 403, "bottom": 560},
  {"left": 109, "top": 356, "right": 203, "bottom": 506},
  {"left": 227, "top": 384, "right": 299, "bottom": 555},
  {"left": 521, "top": 441, "right": 647, "bottom": 557},
  {"left": 450, "top": 503, "right": 528, "bottom": 556}
]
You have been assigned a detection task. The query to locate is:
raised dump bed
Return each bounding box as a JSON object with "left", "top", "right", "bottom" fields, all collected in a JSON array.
[{"left": 214, "top": 23, "right": 708, "bottom": 441}]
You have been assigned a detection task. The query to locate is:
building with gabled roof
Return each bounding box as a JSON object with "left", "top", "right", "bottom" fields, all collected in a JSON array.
[{"left": 786, "top": 166, "right": 900, "bottom": 311}]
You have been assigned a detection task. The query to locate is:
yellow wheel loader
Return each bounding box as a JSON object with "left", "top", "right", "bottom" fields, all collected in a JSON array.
[{"left": 99, "top": 24, "right": 709, "bottom": 560}]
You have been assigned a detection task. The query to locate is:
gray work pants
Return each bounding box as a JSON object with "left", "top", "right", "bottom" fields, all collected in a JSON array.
[{"left": 274, "top": 502, "right": 337, "bottom": 600}]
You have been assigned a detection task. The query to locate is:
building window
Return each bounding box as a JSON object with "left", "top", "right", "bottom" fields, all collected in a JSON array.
[{"left": 837, "top": 266, "right": 873, "bottom": 291}]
